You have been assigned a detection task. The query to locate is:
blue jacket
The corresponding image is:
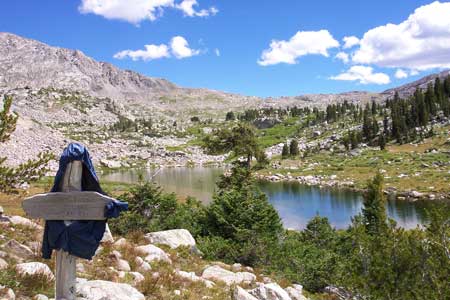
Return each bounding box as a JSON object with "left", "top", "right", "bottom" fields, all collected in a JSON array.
[{"left": 42, "top": 143, "right": 128, "bottom": 260}]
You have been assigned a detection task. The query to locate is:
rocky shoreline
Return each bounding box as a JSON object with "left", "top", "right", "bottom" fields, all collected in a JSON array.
[{"left": 254, "top": 172, "right": 450, "bottom": 202}]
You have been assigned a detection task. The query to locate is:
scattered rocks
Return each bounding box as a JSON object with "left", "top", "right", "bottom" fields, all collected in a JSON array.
[
  {"left": 0, "top": 257, "right": 8, "bottom": 270},
  {"left": 1, "top": 239, "right": 34, "bottom": 260},
  {"left": 33, "top": 294, "right": 49, "bottom": 300},
  {"left": 234, "top": 286, "right": 258, "bottom": 300},
  {"left": 145, "top": 229, "right": 196, "bottom": 250},
  {"left": 134, "top": 256, "right": 152, "bottom": 273},
  {"left": 110, "top": 250, "right": 131, "bottom": 272},
  {"left": 129, "top": 272, "right": 145, "bottom": 286},
  {"left": 249, "top": 283, "right": 292, "bottom": 300},
  {"left": 7, "top": 216, "right": 42, "bottom": 230},
  {"left": 16, "top": 262, "right": 55, "bottom": 281},
  {"left": 0, "top": 285, "right": 15, "bottom": 300},
  {"left": 176, "top": 270, "right": 215, "bottom": 288},
  {"left": 76, "top": 279, "right": 145, "bottom": 300},
  {"left": 285, "top": 285, "right": 307, "bottom": 300},
  {"left": 202, "top": 265, "right": 256, "bottom": 286},
  {"left": 114, "top": 238, "right": 128, "bottom": 248},
  {"left": 101, "top": 224, "right": 115, "bottom": 243},
  {"left": 135, "top": 244, "right": 172, "bottom": 264}
]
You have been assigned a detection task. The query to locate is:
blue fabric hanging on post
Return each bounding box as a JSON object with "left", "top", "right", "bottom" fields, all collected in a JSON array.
[{"left": 42, "top": 143, "right": 128, "bottom": 260}]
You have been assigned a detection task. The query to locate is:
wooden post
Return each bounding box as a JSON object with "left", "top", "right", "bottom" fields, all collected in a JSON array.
[
  {"left": 22, "top": 161, "right": 117, "bottom": 300},
  {"left": 56, "top": 160, "right": 82, "bottom": 300}
]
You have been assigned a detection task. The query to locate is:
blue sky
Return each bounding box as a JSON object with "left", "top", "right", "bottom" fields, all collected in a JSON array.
[{"left": 1, "top": 0, "right": 450, "bottom": 97}]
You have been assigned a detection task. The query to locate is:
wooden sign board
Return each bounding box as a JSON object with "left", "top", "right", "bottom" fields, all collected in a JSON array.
[{"left": 22, "top": 191, "right": 114, "bottom": 220}]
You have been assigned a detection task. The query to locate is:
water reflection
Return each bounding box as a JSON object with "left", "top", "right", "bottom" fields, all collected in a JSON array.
[{"left": 101, "top": 167, "right": 430, "bottom": 230}]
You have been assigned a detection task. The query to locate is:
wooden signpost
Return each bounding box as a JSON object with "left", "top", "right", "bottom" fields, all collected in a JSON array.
[{"left": 22, "top": 161, "right": 117, "bottom": 300}]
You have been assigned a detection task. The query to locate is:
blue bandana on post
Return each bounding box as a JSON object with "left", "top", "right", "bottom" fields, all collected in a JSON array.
[{"left": 42, "top": 143, "right": 128, "bottom": 260}]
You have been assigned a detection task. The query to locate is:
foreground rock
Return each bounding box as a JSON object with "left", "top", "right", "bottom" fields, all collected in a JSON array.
[
  {"left": 0, "top": 285, "right": 15, "bottom": 300},
  {"left": 175, "top": 270, "right": 215, "bottom": 288},
  {"left": 202, "top": 265, "right": 256, "bottom": 286},
  {"left": 7, "top": 216, "right": 42, "bottom": 230},
  {"left": 1, "top": 239, "right": 34, "bottom": 260},
  {"left": 250, "top": 283, "right": 292, "bottom": 300},
  {"left": 76, "top": 279, "right": 145, "bottom": 300},
  {"left": 145, "top": 229, "right": 196, "bottom": 250},
  {"left": 285, "top": 285, "right": 307, "bottom": 300},
  {"left": 234, "top": 286, "right": 258, "bottom": 300},
  {"left": 15, "top": 262, "right": 55, "bottom": 281},
  {"left": 135, "top": 244, "right": 172, "bottom": 264}
]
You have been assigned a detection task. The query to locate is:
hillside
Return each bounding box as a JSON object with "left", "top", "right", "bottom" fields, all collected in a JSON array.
[{"left": 0, "top": 32, "right": 447, "bottom": 171}]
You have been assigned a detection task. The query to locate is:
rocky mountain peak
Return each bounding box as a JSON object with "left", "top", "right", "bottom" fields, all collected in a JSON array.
[{"left": 0, "top": 32, "right": 178, "bottom": 101}]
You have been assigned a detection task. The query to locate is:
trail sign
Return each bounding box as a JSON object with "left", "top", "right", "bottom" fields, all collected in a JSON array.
[{"left": 22, "top": 191, "right": 115, "bottom": 220}]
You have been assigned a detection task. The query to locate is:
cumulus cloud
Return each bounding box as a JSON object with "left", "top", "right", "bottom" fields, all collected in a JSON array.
[
  {"left": 176, "top": 0, "right": 218, "bottom": 17},
  {"left": 114, "top": 36, "right": 199, "bottom": 61},
  {"left": 331, "top": 65, "right": 391, "bottom": 85},
  {"left": 342, "top": 36, "right": 360, "bottom": 49},
  {"left": 258, "top": 30, "right": 340, "bottom": 66},
  {"left": 79, "top": 0, "right": 217, "bottom": 24},
  {"left": 214, "top": 48, "right": 220, "bottom": 56},
  {"left": 352, "top": 1, "right": 450, "bottom": 71},
  {"left": 170, "top": 36, "right": 200, "bottom": 59},
  {"left": 114, "top": 44, "right": 170, "bottom": 61},
  {"left": 395, "top": 69, "right": 408, "bottom": 79},
  {"left": 335, "top": 52, "right": 349, "bottom": 63}
]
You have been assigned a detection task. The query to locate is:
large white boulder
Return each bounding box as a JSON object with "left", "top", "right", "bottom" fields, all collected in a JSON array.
[
  {"left": 135, "top": 244, "right": 171, "bottom": 264},
  {"left": 250, "top": 283, "right": 292, "bottom": 300},
  {"left": 234, "top": 286, "right": 259, "bottom": 300},
  {"left": 144, "top": 229, "right": 196, "bottom": 249},
  {"left": 76, "top": 280, "right": 145, "bottom": 300},
  {"left": 15, "top": 262, "right": 55, "bottom": 281},
  {"left": 202, "top": 265, "right": 256, "bottom": 286}
]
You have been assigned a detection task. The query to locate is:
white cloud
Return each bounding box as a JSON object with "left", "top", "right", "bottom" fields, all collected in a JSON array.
[
  {"left": 114, "top": 44, "right": 170, "bottom": 61},
  {"left": 410, "top": 70, "right": 419, "bottom": 76},
  {"left": 395, "top": 69, "right": 408, "bottom": 79},
  {"left": 335, "top": 52, "right": 349, "bottom": 63},
  {"left": 170, "top": 36, "right": 200, "bottom": 59},
  {"left": 342, "top": 36, "right": 360, "bottom": 49},
  {"left": 79, "top": 0, "right": 217, "bottom": 24},
  {"left": 214, "top": 48, "right": 220, "bottom": 56},
  {"left": 331, "top": 65, "right": 391, "bottom": 85},
  {"left": 352, "top": 1, "right": 450, "bottom": 71},
  {"left": 258, "top": 30, "right": 340, "bottom": 66},
  {"left": 114, "top": 36, "right": 200, "bottom": 61},
  {"left": 176, "top": 0, "right": 218, "bottom": 17}
]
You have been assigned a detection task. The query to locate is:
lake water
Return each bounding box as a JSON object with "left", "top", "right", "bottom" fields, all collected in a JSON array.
[{"left": 101, "top": 167, "right": 430, "bottom": 230}]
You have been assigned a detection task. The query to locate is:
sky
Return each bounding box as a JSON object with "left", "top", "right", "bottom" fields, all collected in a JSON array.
[{"left": 1, "top": 0, "right": 450, "bottom": 97}]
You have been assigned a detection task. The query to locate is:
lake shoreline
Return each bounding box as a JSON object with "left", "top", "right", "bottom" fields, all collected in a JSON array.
[{"left": 254, "top": 171, "right": 450, "bottom": 202}]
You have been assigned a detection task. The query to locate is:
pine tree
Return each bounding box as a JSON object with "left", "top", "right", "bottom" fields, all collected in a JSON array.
[
  {"left": 289, "top": 139, "right": 299, "bottom": 157},
  {"left": 362, "top": 173, "right": 387, "bottom": 235},
  {"left": 425, "top": 83, "right": 437, "bottom": 116},
  {"left": 378, "top": 134, "right": 386, "bottom": 150},
  {"left": 225, "top": 111, "right": 236, "bottom": 121},
  {"left": 282, "top": 143, "right": 289, "bottom": 159},
  {"left": 434, "top": 77, "right": 444, "bottom": 106},
  {"left": 444, "top": 75, "right": 450, "bottom": 97}
]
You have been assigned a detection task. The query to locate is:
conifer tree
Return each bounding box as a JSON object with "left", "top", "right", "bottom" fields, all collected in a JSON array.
[
  {"left": 282, "top": 143, "right": 289, "bottom": 159},
  {"left": 289, "top": 139, "right": 299, "bottom": 157},
  {"left": 362, "top": 173, "right": 387, "bottom": 235}
]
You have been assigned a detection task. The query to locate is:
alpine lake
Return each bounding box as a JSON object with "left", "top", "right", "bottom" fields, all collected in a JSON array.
[{"left": 101, "top": 167, "right": 432, "bottom": 230}]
